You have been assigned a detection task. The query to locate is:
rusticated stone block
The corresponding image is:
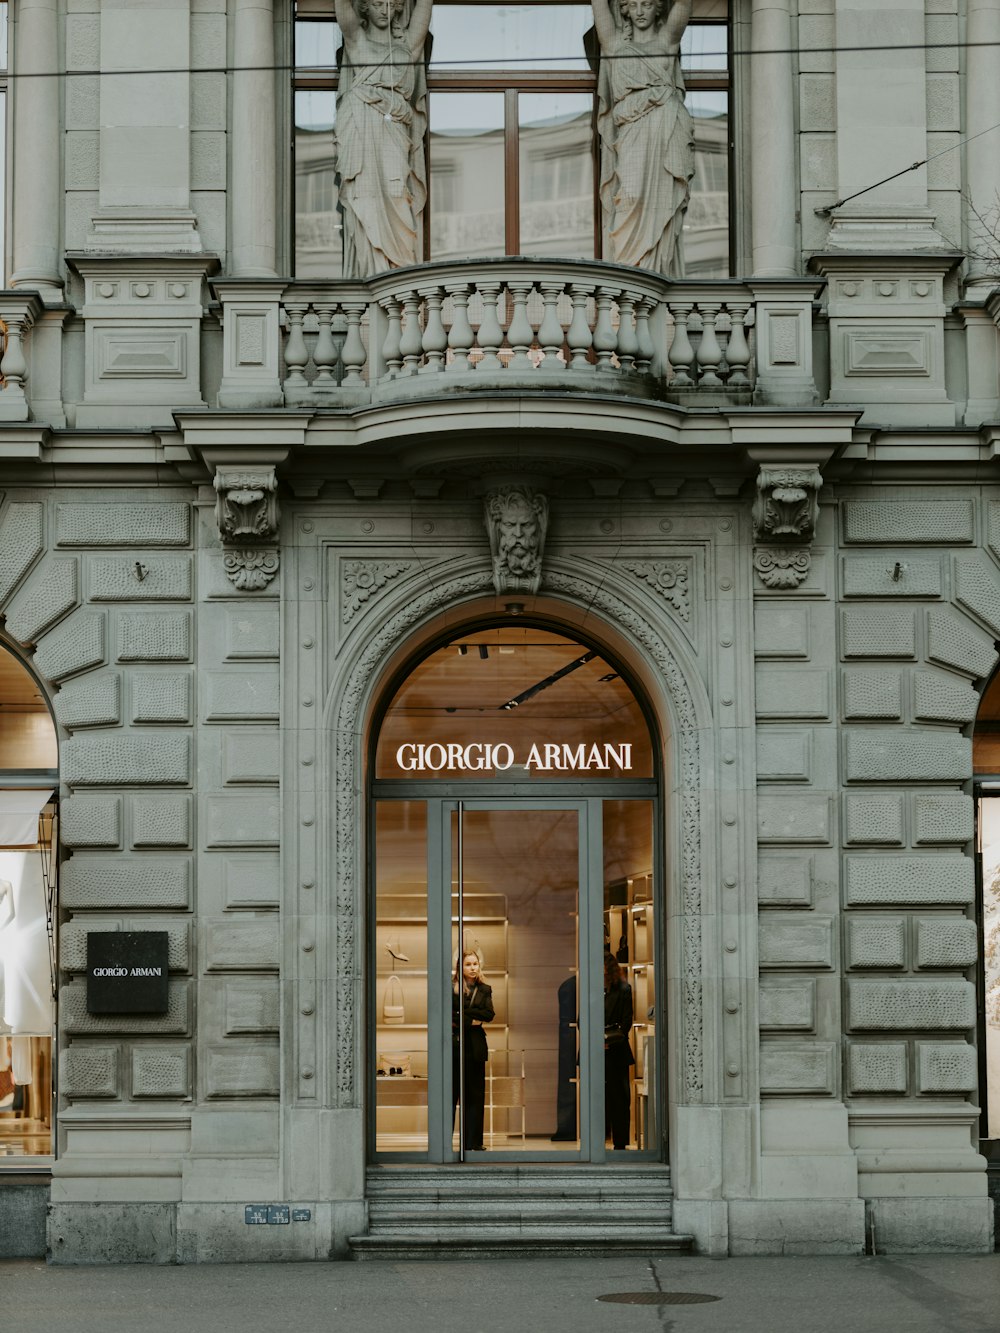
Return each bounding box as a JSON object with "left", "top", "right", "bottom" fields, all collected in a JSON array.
[
  {"left": 756, "top": 730, "right": 811, "bottom": 783},
  {"left": 88, "top": 556, "right": 193, "bottom": 602},
  {"left": 204, "top": 794, "right": 280, "bottom": 847},
  {"left": 6, "top": 559, "right": 80, "bottom": 643},
  {"left": 60, "top": 1044, "right": 119, "bottom": 1099},
  {"left": 845, "top": 855, "right": 973, "bottom": 906},
  {"left": 844, "top": 730, "right": 970, "bottom": 783},
  {"left": 758, "top": 914, "right": 834, "bottom": 969},
  {"left": 954, "top": 552, "right": 1000, "bottom": 637},
  {"left": 841, "top": 555, "right": 941, "bottom": 599},
  {"left": 204, "top": 671, "right": 280, "bottom": 721},
  {"left": 757, "top": 794, "right": 831, "bottom": 844},
  {"left": 63, "top": 733, "right": 191, "bottom": 786},
  {"left": 222, "top": 855, "right": 280, "bottom": 909},
  {"left": 204, "top": 1043, "right": 279, "bottom": 1098},
  {"left": 848, "top": 1042, "right": 907, "bottom": 1094},
  {"left": 224, "top": 605, "right": 280, "bottom": 660},
  {"left": 760, "top": 1041, "right": 836, "bottom": 1095},
  {"left": 61, "top": 795, "right": 122, "bottom": 848},
  {"left": 34, "top": 612, "right": 106, "bottom": 681},
  {"left": 844, "top": 793, "right": 904, "bottom": 846},
  {"left": 60, "top": 920, "right": 190, "bottom": 973},
  {"left": 847, "top": 979, "right": 976, "bottom": 1030},
  {"left": 842, "top": 670, "right": 902, "bottom": 720},
  {"left": 755, "top": 670, "right": 829, "bottom": 719},
  {"left": 223, "top": 731, "right": 280, "bottom": 785},
  {"left": 117, "top": 613, "right": 192, "bottom": 662},
  {"left": 912, "top": 670, "right": 978, "bottom": 724},
  {"left": 846, "top": 918, "right": 906, "bottom": 970},
  {"left": 913, "top": 792, "right": 973, "bottom": 845},
  {"left": 57, "top": 502, "right": 191, "bottom": 547},
  {"left": 53, "top": 672, "right": 121, "bottom": 729},
  {"left": 758, "top": 978, "right": 816, "bottom": 1031},
  {"left": 841, "top": 607, "right": 915, "bottom": 659},
  {"left": 915, "top": 917, "right": 978, "bottom": 970},
  {"left": 926, "top": 608, "right": 997, "bottom": 680},
  {"left": 204, "top": 918, "right": 280, "bottom": 972},
  {"left": 131, "top": 672, "right": 192, "bottom": 724},
  {"left": 0, "top": 502, "right": 44, "bottom": 604},
  {"left": 132, "top": 795, "right": 192, "bottom": 848},
  {"left": 223, "top": 979, "right": 281, "bottom": 1034},
  {"left": 61, "top": 857, "right": 192, "bottom": 909},
  {"left": 754, "top": 603, "right": 810, "bottom": 659},
  {"left": 758, "top": 855, "right": 813, "bottom": 907},
  {"left": 915, "top": 1041, "right": 977, "bottom": 1093},
  {"left": 131, "top": 1044, "right": 191, "bottom": 1099},
  {"left": 61, "top": 979, "right": 192, "bottom": 1035},
  {"left": 842, "top": 499, "right": 974, "bottom": 545}
]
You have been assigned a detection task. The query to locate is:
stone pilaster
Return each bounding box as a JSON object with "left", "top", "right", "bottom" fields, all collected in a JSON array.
[
  {"left": 230, "top": 0, "right": 277, "bottom": 278},
  {"left": 10, "top": 0, "right": 63, "bottom": 297}
]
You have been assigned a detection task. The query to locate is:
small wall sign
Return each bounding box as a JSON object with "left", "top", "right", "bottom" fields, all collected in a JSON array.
[{"left": 86, "top": 931, "right": 170, "bottom": 1014}]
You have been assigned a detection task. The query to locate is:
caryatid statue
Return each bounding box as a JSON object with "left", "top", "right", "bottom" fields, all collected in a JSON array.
[
  {"left": 333, "top": 0, "right": 432, "bottom": 277},
  {"left": 589, "top": 0, "right": 694, "bottom": 275}
]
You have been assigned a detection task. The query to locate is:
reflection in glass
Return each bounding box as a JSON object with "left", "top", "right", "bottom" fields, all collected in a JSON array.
[
  {"left": 374, "top": 801, "right": 429, "bottom": 1152},
  {"left": 684, "top": 90, "right": 729, "bottom": 278},
  {"left": 430, "top": 93, "right": 506, "bottom": 260},
  {"left": 982, "top": 799, "right": 1000, "bottom": 1139},
  {"left": 294, "top": 90, "right": 342, "bottom": 278},
  {"left": 430, "top": 5, "right": 592, "bottom": 71},
  {"left": 294, "top": 19, "right": 340, "bottom": 68},
  {"left": 603, "top": 800, "right": 655, "bottom": 1152},
  {"left": 376, "top": 626, "right": 654, "bottom": 780},
  {"left": 681, "top": 21, "right": 728, "bottom": 74},
  {"left": 455, "top": 808, "right": 580, "bottom": 1152},
  {"left": 519, "top": 93, "right": 595, "bottom": 259}
]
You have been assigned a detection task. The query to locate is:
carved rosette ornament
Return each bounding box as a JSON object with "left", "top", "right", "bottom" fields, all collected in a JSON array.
[
  {"left": 214, "top": 466, "right": 280, "bottom": 591},
  {"left": 752, "top": 465, "right": 822, "bottom": 590},
  {"left": 483, "top": 485, "right": 549, "bottom": 596}
]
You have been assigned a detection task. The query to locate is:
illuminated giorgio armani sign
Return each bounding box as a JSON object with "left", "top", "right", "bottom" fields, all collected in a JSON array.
[{"left": 395, "top": 742, "right": 634, "bottom": 773}]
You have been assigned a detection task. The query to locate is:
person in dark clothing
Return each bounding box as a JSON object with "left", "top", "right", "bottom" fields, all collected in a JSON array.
[
  {"left": 451, "top": 949, "right": 494, "bottom": 1151},
  {"left": 604, "top": 953, "right": 634, "bottom": 1150}
]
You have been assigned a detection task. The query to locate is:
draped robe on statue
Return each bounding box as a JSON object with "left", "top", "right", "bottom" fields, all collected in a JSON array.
[
  {"left": 334, "top": 28, "right": 428, "bottom": 278},
  {"left": 596, "top": 38, "right": 694, "bottom": 275}
]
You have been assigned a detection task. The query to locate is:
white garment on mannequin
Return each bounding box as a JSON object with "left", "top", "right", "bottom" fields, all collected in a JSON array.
[
  {"left": 0, "top": 1034, "right": 9, "bottom": 1071},
  {"left": 10, "top": 1034, "right": 31, "bottom": 1085},
  {"left": 0, "top": 853, "right": 53, "bottom": 1036}
]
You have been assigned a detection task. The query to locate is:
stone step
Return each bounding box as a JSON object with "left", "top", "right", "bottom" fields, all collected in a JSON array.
[
  {"left": 349, "top": 1231, "right": 694, "bottom": 1260},
  {"left": 367, "top": 1211, "right": 673, "bottom": 1232}
]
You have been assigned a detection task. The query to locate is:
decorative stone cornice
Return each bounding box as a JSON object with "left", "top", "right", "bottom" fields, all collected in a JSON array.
[
  {"left": 214, "top": 465, "right": 280, "bottom": 543},
  {"left": 752, "top": 465, "right": 822, "bottom": 544},
  {"left": 483, "top": 484, "right": 549, "bottom": 597}
]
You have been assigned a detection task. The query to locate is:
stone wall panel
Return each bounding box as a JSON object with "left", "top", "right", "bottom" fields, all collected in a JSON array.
[
  {"left": 61, "top": 795, "right": 123, "bottom": 848},
  {"left": 841, "top": 500, "right": 974, "bottom": 545},
  {"left": 915, "top": 1041, "right": 977, "bottom": 1093},
  {"left": 60, "top": 919, "right": 191, "bottom": 973},
  {"left": 63, "top": 733, "right": 191, "bottom": 787},
  {"left": 758, "top": 855, "right": 813, "bottom": 907},
  {"left": 912, "top": 670, "right": 979, "bottom": 723},
  {"left": 61, "top": 979, "right": 193, "bottom": 1035},
  {"left": 131, "top": 1045, "right": 192, "bottom": 1099},
  {"left": 755, "top": 670, "right": 830, "bottom": 719},
  {"left": 841, "top": 607, "right": 915, "bottom": 659},
  {"left": 131, "top": 672, "right": 193, "bottom": 725},
  {"left": 914, "top": 917, "right": 978, "bottom": 970},
  {"left": 61, "top": 857, "right": 192, "bottom": 910},
  {"left": 753, "top": 603, "right": 810, "bottom": 658},
  {"left": 222, "top": 731, "right": 281, "bottom": 785},
  {"left": 88, "top": 555, "right": 193, "bottom": 602},
  {"left": 223, "top": 605, "right": 280, "bottom": 660},
  {"left": 845, "top": 918, "right": 907, "bottom": 970},
  {"left": 60, "top": 1044, "right": 120, "bottom": 1099},
  {"left": 912, "top": 792, "right": 973, "bottom": 845},
  {"left": 204, "top": 794, "right": 280, "bottom": 847},
  {"left": 204, "top": 918, "right": 280, "bottom": 972},
  {"left": 117, "top": 612, "right": 192, "bottom": 662},
  {"left": 848, "top": 1042, "right": 908, "bottom": 1094},
  {"left": 758, "top": 914, "right": 834, "bottom": 969},
  {"left": 847, "top": 979, "right": 976, "bottom": 1030},
  {"left": 954, "top": 551, "right": 1000, "bottom": 636},
  {"left": 760, "top": 1041, "right": 837, "bottom": 1095},
  {"left": 0, "top": 502, "right": 44, "bottom": 603},
  {"left": 757, "top": 793, "right": 832, "bottom": 844},
  {"left": 132, "top": 795, "right": 193, "bottom": 848},
  {"left": 33, "top": 612, "right": 106, "bottom": 681},
  {"left": 56, "top": 502, "right": 191, "bottom": 547},
  {"left": 843, "top": 793, "right": 904, "bottom": 846},
  {"left": 842, "top": 669, "right": 903, "bottom": 720},
  {"left": 844, "top": 730, "right": 970, "bottom": 783},
  {"left": 926, "top": 608, "right": 998, "bottom": 679},
  {"left": 758, "top": 978, "right": 817, "bottom": 1031},
  {"left": 845, "top": 855, "right": 973, "bottom": 906},
  {"left": 203, "top": 671, "right": 280, "bottom": 721},
  {"left": 223, "top": 979, "right": 281, "bottom": 1034},
  {"left": 5, "top": 558, "right": 80, "bottom": 642},
  {"left": 53, "top": 672, "right": 122, "bottom": 729},
  {"left": 841, "top": 555, "right": 941, "bottom": 599},
  {"left": 204, "top": 1043, "right": 279, "bottom": 1098}
]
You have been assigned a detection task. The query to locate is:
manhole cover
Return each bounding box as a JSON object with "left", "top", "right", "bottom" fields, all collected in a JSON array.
[{"left": 597, "top": 1292, "right": 721, "bottom": 1306}]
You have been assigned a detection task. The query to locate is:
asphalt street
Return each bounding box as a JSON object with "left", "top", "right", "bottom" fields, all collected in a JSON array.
[{"left": 3, "top": 1252, "right": 1000, "bottom": 1333}]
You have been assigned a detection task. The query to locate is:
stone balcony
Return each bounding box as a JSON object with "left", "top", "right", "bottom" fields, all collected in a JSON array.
[{"left": 214, "top": 260, "right": 824, "bottom": 414}]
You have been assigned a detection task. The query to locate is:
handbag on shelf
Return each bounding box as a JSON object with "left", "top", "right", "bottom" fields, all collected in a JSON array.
[{"left": 382, "top": 974, "right": 406, "bottom": 1025}]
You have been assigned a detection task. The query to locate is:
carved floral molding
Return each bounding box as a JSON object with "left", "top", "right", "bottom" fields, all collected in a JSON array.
[
  {"left": 618, "top": 559, "right": 691, "bottom": 622},
  {"left": 214, "top": 465, "right": 280, "bottom": 590},
  {"left": 342, "top": 559, "right": 414, "bottom": 623},
  {"left": 752, "top": 464, "right": 822, "bottom": 590}
]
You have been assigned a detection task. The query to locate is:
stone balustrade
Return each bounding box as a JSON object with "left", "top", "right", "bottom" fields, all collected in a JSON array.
[{"left": 279, "top": 261, "right": 755, "bottom": 405}]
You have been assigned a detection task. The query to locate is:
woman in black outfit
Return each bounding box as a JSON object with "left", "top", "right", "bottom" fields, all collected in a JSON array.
[
  {"left": 604, "top": 954, "right": 634, "bottom": 1150},
  {"left": 451, "top": 949, "right": 494, "bottom": 1151}
]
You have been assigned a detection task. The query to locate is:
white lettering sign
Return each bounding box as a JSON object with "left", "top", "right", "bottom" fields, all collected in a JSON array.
[{"left": 395, "top": 742, "right": 632, "bottom": 773}]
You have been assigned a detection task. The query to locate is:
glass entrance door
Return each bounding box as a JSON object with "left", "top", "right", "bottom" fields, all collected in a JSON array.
[{"left": 373, "top": 796, "right": 659, "bottom": 1162}]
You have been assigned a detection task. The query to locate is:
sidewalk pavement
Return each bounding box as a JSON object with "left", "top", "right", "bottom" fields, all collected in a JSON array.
[{"left": 3, "top": 1252, "right": 999, "bottom": 1333}]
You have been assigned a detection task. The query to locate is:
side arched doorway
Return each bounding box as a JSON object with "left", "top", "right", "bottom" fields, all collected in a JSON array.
[
  {"left": 368, "top": 618, "right": 664, "bottom": 1163},
  {"left": 973, "top": 671, "right": 1000, "bottom": 1226}
]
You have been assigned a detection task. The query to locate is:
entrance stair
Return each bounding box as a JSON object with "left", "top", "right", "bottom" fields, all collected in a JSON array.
[{"left": 348, "top": 1163, "right": 693, "bottom": 1259}]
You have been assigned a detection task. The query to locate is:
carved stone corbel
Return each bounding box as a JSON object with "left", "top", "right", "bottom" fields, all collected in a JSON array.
[
  {"left": 483, "top": 485, "right": 549, "bottom": 596},
  {"left": 214, "top": 465, "right": 280, "bottom": 590},
  {"left": 752, "top": 464, "right": 822, "bottom": 589}
]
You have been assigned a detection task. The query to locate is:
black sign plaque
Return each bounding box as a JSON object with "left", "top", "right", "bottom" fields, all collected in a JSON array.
[{"left": 86, "top": 932, "right": 170, "bottom": 1014}]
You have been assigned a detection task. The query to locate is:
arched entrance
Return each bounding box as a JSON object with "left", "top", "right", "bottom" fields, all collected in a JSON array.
[{"left": 368, "top": 618, "right": 663, "bottom": 1163}]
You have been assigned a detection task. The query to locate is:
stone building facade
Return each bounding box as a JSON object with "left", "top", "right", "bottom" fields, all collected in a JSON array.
[{"left": 0, "top": 0, "right": 999, "bottom": 1262}]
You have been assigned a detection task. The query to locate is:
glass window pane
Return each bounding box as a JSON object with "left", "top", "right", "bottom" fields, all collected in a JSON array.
[
  {"left": 681, "top": 21, "right": 728, "bottom": 75},
  {"left": 295, "top": 18, "right": 340, "bottom": 69},
  {"left": 0, "top": 4, "right": 8, "bottom": 71},
  {"left": 603, "top": 801, "right": 654, "bottom": 1153},
  {"left": 982, "top": 798, "right": 1000, "bottom": 1139},
  {"left": 684, "top": 90, "right": 729, "bottom": 277},
  {"left": 518, "top": 92, "right": 595, "bottom": 259},
  {"left": 375, "top": 801, "right": 429, "bottom": 1154},
  {"left": 430, "top": 5, "right": 591, "bottom": 71},
  {"left": 294, "top": 90, "right": 343, "bottom": 277},
  {"left": 430, "top": 93, "right": 506, "bottom": 260},
  {"left": 455, "top": 808, "right": 579, "bottom": 1152},
  {"left": 376, "top": 626, "right": 654, "bottom": 780}
]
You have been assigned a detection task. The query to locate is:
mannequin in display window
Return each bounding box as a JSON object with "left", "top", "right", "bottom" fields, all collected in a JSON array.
[
  {"left": 451, "top": 949, "right": 494, "bottom": 1152},
  {"left": 604, "top": 954, "right": 634, "bottom": 1150}
]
